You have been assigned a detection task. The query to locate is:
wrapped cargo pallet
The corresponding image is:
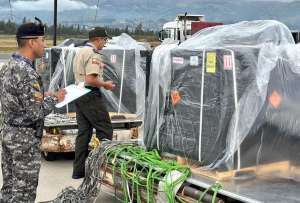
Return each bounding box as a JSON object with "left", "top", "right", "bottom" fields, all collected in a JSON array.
[
  {"left": 99, "top": 34, "right": 150, "bottom": 116},
  {"left": 238, "top": 44, "right": 300, "bottom": 169},
  {"left": 144, "top": 20, "right": 300, "bottom": 173},
  {"left": 35, "top": 34, "right": 150, "bottom": 118}
]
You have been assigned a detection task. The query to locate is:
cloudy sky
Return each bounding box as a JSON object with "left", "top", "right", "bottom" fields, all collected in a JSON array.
[
  {"left": 7, "top": 0, "right": 300, "bottom": 12},
  {"left": 11, "top": 0, "right": 96, "bottom": 11}
]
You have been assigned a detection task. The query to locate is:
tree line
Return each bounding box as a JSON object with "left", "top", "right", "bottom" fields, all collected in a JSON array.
[{"left": 0, "top": 18, "right": 157, "bottom": 39}]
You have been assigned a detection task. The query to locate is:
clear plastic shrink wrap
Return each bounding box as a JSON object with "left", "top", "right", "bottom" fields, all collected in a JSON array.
[
  {"left": 144, "top": 21, "right": 300, "bottom": 178},
  {"left": 36, "top": 34, "right": 150, "bottom": 118}
]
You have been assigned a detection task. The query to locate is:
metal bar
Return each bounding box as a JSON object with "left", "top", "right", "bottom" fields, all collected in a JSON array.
[
  {"left": 199, "top": 50, "right": 206, "bottom": 161},
  {"left": 186, "top": 176, "right": 263, "bottom": 203},
  {"left": 44, "top": 119, "right": 143, "bottom": 129},
  {"left": 53, "top": 0, "right": 57, "bottom": 46},
  {"left": 182, "top": 185, "right": 225, "bottom": 203},
  {"left": 118, "top": 50, "right": 126, "bottom": 114}
]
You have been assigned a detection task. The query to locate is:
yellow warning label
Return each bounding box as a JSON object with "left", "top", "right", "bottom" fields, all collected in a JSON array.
[{"left": 206, "top": 52, "right": 217, "bottom": 73}]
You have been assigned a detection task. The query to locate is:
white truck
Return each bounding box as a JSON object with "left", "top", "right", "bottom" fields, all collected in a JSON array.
[
  {"left": 160, "top": 14, "right": 300, "bottom": 44},
  {"left": 159, "top": 13, "right": 222, "bottom": 42}
]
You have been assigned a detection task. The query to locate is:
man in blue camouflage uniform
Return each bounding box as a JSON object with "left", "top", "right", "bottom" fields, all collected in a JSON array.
[{"left": 0, "top": 18, "right": 66, "bottom": 202}]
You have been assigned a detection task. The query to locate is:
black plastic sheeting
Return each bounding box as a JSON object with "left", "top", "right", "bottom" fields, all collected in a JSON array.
[
  {"left": 100, "top": 49, "right": 138, "bottom": 113},
  {"left": 145, "top": 47, "right": 258, "bottom": 165},
  {"left": 240, "top": 58, "right": 300, "bottom": 168}
]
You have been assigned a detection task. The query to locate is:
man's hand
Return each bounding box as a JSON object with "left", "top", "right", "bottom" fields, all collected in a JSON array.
[
  {"left": 104, "top": 81, "right": 115, "bottom": 90},
  {"left": 85, "top": 74, "right": 115, "bottom": 90},
  {"left": 53, "top": 89, "right": 67, "bottom": 102},
  {"left": 100, "top": 62, "right": 107, "bottom": 69}
]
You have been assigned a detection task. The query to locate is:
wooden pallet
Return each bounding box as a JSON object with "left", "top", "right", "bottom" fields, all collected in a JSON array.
[
  {"left": 192, "top": 161, "right": 294, "bottom": 181},
  {"left": 175, "top": 156, "right": 299, "bottom": 181},
  {"left": 109, "top": 112, "right": 139, "bottom": 119},
  {"left": 41, "top": 129, "right": 139, "bottom": 152}
]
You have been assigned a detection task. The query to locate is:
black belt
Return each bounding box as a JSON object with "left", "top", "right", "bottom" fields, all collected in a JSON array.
[
  {"left": 5, "top": 123, "right": 36, "bottom": 129},
  {"left": 85, "top": 86, "right": 100, "bottom": 92}
]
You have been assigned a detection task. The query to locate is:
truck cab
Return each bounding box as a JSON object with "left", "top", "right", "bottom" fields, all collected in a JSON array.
[
  {"left": 159, "top": 14, "right": 205, "bottom": 42},
  {"left": 159, "top": 14, "right": 223, "bottom": 43}
]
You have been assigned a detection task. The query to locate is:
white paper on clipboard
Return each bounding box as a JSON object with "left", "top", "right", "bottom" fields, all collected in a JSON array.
[{"left": 55, "top": 84, "right": 91, "bottom": 108}]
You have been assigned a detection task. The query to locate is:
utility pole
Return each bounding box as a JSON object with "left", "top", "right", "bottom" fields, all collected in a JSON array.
[{"left": 53, "top": 0, "right": 57, "bottom": 46}]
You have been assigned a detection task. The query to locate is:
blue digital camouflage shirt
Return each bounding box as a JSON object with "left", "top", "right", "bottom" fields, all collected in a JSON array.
[{"left": 0, "top": 53, "right": 57, "bottom": 126}]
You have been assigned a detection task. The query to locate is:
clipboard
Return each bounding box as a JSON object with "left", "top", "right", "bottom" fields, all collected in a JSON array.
[{"left": 55, "top": 84, "right": 91, "bottom": 108}]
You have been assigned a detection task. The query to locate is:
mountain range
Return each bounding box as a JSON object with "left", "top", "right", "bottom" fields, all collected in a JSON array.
[{"left": 0, "top": 0, "right": 299, "bottom": 30}]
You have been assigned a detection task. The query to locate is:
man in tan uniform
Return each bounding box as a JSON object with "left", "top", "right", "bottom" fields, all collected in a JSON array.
[{"left": 72, "top": 27, "right": 115, "bottom": 179}]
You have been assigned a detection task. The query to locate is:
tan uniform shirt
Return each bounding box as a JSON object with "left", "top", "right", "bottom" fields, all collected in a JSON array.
[{"left": 73, "top": 44, "right": 104, "bottom": 85}]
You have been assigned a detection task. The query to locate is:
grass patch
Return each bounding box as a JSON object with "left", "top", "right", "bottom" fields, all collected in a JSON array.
[
  {"left": 0, "top": 34, "right": 160, "bottom": 53},
  {"left": 0, "top": 35, "right": 65, "bottom": 53},
  {"left": 0, "top": 35, "right": 17, "bottom": 53}
]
